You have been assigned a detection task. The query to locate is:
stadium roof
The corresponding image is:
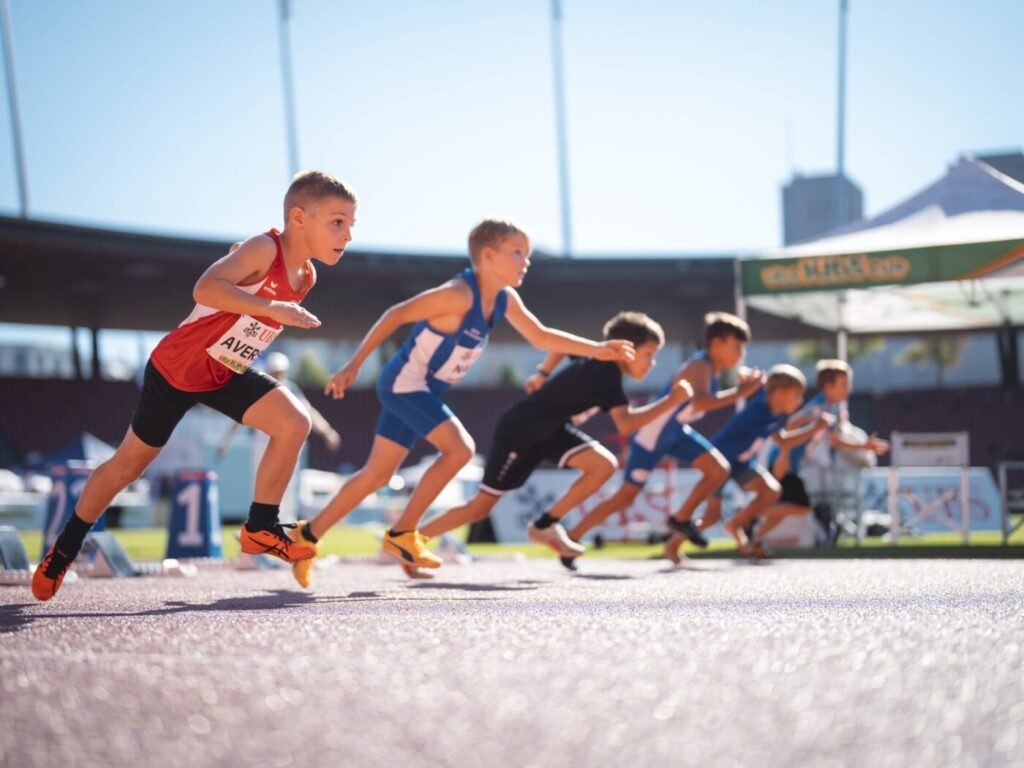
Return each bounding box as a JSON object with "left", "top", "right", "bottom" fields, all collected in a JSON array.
[{"left": 0, "top": 215, "right": 820, "bottom": 344}]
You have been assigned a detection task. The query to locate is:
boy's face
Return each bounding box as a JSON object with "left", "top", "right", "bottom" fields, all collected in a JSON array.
[
  {"left": 623, "top": 340, "right": 660, "bottom": 381},
  {"left": 822, "top": 372, "right": 850, "bottom": 403},
  {"left": 482, "top": 233, "right": 531, "bottom": 288},
  {"left": 708, "top": 334, "right": 746, "bottom": 370},
  {"left": 292, "top": 195, "right": 357, "bottom": 265},
  {"left": 769, "top": 384, "right": 804, "bottom": 415}
]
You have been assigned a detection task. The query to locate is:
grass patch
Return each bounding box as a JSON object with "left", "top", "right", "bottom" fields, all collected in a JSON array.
[{"left": 12, "top": 522, "right": 1024, "bottom": 563}]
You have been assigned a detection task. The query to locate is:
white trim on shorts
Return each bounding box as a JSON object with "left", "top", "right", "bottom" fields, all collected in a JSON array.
[
  {"left": 479, "top": 483, "right": 510, "bottom": 497},
  {"left": 557, "top": 440, "right": 601, "bottom": 468}
]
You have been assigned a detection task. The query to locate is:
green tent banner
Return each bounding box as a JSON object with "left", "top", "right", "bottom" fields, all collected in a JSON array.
[{"left": 740, "top": 238, "right": 1024, "bottom": 297}]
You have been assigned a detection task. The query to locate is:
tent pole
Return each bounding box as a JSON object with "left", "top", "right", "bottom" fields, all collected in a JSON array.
[
  {"left": 733, "top": 258, "right": 747, "bottom": 323},
  {"left": 836, "top": 290, "right": 848, "bottom": 361}
]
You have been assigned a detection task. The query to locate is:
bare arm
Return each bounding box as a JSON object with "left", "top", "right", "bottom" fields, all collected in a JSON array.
[
  {"left": 830, "top": 427, "right": 890, "bottom": 455},
  {"left": 683, "top": 361, "right": 765, "bottom": 416},
  {"left": 607, "top": 379, "right": 694, "bottom": 435},
  {"left": 306, "top": 404, "right": 341, "bottom": 450},
  {"left": 324, "top": 282, "right": 473, "bottom": 399},
  {"left": 193, "top": 236, "right": 319, "bottom": 329},
  {"left": 503, "top": 289, "right": 634, "bottom": 362},
  {"left": 524, "top": 351, "right": 568, "bottom": 394},
  {"left": 774, "top": 412, "right": 836, "bottom": 450}
]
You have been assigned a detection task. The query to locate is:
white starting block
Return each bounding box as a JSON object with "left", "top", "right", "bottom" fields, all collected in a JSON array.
[
  {"left": 437, "top": 533, "right": 473, "bottom": 564},
  {"left": 888, "top": 432, "right": 971, "bottom": 544},
  {"left": 0, "top": 525, "right": 33, "bottom": 585},
  {"left": 80, "top": 532, "right": 197, "bottom": 578}
]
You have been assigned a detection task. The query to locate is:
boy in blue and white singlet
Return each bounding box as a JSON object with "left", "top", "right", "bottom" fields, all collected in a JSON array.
[
  {"left": 672, "top": 364, "right": 834, "bottom": 556},
  {"left": 289, "top": 219, "right": 634, "bottom": 585},
  {"left": 563, "top": 312, "right": 763, "bottom": 568},
  {"left": 761, "top": 359, "right": 889, "bottom": 542}
]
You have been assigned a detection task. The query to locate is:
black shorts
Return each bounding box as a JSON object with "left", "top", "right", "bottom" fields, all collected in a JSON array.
[
  {"left": 130, "top": 361, "right": 280, "bottom": 448},
  {"left": 779, "top": 472, "right": 811, "bottom": 507},
  {"left": 480, "top": 422, "right": 598, "bottom": 496}
]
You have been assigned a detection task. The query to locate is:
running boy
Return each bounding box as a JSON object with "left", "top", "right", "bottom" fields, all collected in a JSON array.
[
  {"left": 665, "top": 364, "right": 833, "bottom": 557},
  {"left": 289, "top": 220, "right": 633, "bottom": 586},
  {"left": 558, "top": 312, "right": 764, "bottom": 569},
  {"left": 762, "top": 359, "right": 889, "bottom": 541},
  {"left": 32, "top": 171, "right": 357, "bottom": 601},
  {"left": 418, "top": 312, "right": 693, "bottom": 561}
]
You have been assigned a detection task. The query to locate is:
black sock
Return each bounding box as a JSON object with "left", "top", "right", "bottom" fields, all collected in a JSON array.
[
  {"left": 534, "top": 513, "right": 559, "bottom": 530},
  {"left": 54, "top": 511, "right": 93, "bottom": 558},
  {"left": 389, "top": 529, "right": 408, "bottom": 537},
  {"left": 246, "top": 502, "right": 280, "bottom": 532},
  {"left": 301, "top": 524, "right": 319, "bottom": 544}
]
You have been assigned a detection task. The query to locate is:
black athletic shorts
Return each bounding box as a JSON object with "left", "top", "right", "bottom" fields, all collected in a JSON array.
[
  {"left": 779, "top": 472, "right": 811, "bottom": 507},
  {"left": 480, "top": 421, "right": 599, "bottom": 496},
  {"left": 130, "top": 360, "right": 280, "bottom": 448}
]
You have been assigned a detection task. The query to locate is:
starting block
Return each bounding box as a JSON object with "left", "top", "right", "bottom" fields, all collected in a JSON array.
[
  {"left": 437, "top": 533, "right": 473, "bottom": 564},
  {"left": 81, "top": 532, "right": 196, "bottom": 579},
  {"left": 0, "top": 526, "right": 32, "bottom": 585},
  {"left": 0, "top": 526, "right": 30, "bottom": 571}
]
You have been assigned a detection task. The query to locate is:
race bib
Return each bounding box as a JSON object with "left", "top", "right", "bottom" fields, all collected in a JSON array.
[
  {"left": 206, "top": 315, "right": 280, "bottom": 374},
  {"left": 433, "top": 344, "right": 485, "bottom": 384}
]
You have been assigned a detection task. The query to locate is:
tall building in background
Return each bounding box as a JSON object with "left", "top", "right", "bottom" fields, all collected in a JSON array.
[{"left": 781, "top": 173, "right": 863, "bottom": 245}]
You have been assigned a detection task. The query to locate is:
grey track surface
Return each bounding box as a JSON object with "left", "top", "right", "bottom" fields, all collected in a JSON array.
[{"left": 2, "top": 558, "right": 1023, "bottom": 768}]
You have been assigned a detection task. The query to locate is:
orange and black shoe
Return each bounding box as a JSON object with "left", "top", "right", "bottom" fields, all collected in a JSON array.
[
  {"left": 382, "top": 530, "right": 443, "bottom": 569},
  {"left": 240, "top": 523, "right": 316, "bottom": 563},
  {"left": 32, "top": 544, "right": 75, "bottom": 602},
  {"left": 289, "top": 520, "right": 320, "bottom": 588}
]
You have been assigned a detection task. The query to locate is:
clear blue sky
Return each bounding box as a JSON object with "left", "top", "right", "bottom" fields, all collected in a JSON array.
[{"left": 0, "top": 0, "right": 1021, "bottom": 255}]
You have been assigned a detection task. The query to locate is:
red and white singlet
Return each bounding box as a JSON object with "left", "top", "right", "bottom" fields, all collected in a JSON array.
[{"left": 149, "top": 229, "right": 315, "bottom": 392}]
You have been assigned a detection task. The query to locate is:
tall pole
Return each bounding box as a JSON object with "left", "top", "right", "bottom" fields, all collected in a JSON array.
[
  {"left": 835, "top": 0, "right": 849, "bottom": 360},
  {"left": 550, "top": 0, "right": 573, "bottom": 257},
  {"left": 1, "top": 0, "right": 29, "bottom": 217},
  {"left": 277, "top": 0, "right": 300, "bottom": 178},
  {"left": 834, "top": 0, "right": 848, "bottom": 229}
]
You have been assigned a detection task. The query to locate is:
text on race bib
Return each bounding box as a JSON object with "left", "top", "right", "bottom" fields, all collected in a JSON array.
[
  {"left": 433, "top": 344, "right": 485, "bottom": 384},
  {"left": 206, "top": 316, "right": 280, "bottom": 374}
]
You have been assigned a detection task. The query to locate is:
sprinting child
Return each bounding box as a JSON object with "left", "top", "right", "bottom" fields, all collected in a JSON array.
[
  {"left": 289, "top": 220, "right": 634, "bottom": 586},
  {"left": 761, "top": 359, "right": 889, "bottom": 542},
  {"left": 558, "top": 312, "right": 764, "bottom": 569},
  {"left": 418, "top": 312, "right": 694, "bottom": 563},
  {"left": 664, "top": 364, "right": 834, "bottom": 558},
  {"left": 32, "top": 171, "right": 357, "bottom": 601}
]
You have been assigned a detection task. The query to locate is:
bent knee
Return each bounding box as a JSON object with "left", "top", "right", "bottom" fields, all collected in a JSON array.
[
  {"left": 444, "top": 438, "right": 475, "bottom": 466},
  {"left": 275, "top": 408, "right": 312, "bottom": 443}
]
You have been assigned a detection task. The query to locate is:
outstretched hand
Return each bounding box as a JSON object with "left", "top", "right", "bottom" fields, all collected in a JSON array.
[
  {"left": 269, "top": 301, "right": 320, "bottom": 329},
  {"left": 670, "top": 378, "right": 695, "bottom": 404},
  {"left": 736, "top": 367, "right": 766, "bottom": 396},
  {"left": 595, "top": 339, "right": 635, "bottom": 362},
  {"left": 524, "top": 373, "right": 547, "bottom": 394},
  {"left": 325, "top": 361, "right": 359, "bottom": 399}
]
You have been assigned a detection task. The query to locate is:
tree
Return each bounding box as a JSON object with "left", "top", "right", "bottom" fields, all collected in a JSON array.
[
  {"left": 788, "top": 336, "right": 886, "bottom": 366},
  {"left": 896, "top": 334, "right": 966, "bottom": 387},
  {"left": 293, "top": 351, "right": 330, "bottom": 389}
]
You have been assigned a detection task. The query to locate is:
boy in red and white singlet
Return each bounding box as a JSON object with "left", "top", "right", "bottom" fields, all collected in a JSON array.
[{"left": 32, "top": 171, "right": 357, "bottom": 601}]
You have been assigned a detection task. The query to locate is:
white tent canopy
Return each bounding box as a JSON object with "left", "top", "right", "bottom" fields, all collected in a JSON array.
[{"left": 741, "top": 158, "right": 1024, "bottom": 334}]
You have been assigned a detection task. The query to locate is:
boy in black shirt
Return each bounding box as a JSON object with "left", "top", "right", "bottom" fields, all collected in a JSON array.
[{"left": 420, "top": 312, "right": 693, "bottom": 559}]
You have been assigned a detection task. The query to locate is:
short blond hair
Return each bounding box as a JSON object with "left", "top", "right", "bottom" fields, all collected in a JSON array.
[
  {"left": 284, "top": 170, "right": 357, "bottom": 219},
  {"left": 816, "top": 359, "right": 852, "bottom": 389},
  {"left": 467, "top": 219, "right": 529, "bottom": 266},
  {"left": 766, "top": 363, "right": 807, "bottom": 394},
  {"left": 602, "top": 311, "right": 665, "bottom": 348}
]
